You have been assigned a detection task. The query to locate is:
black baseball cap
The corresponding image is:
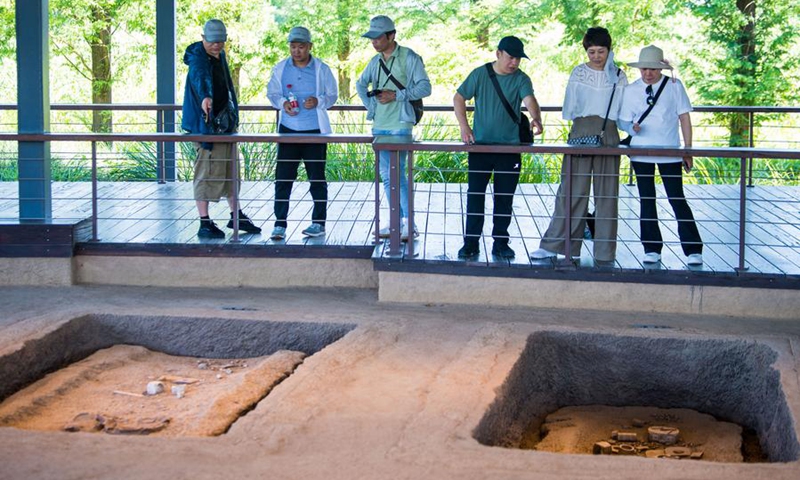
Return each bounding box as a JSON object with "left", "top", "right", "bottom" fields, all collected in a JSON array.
[{"left": 497, "top": 36, "right": 528, "bottom": 59}]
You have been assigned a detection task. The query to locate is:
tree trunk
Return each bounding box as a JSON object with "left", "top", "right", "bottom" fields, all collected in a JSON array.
[
  {"left": 90, "top": 4, "right": 112, "bottom": 134},
  {"left": 336, "top": 2, "right": 352, "bottom": 101},
  {"left": 729, "top": 0, "right": 757, "bottom": 147}
]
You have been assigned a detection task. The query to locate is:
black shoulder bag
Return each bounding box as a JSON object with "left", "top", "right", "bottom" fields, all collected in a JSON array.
[
  {"left": 619, "top": 75, "right": 668, "bottom": 145},
  {"left": 378, "top": 58, "right": 424, "bottom": 125},
  {"left": 485, "top": 63, "right": 532, "bottom": 144},
  {"left": 208, "top": 90, "right": 238, "bottom": 134},
  {"left": 205, "top": 56, "right": 239, "bottom": 134},
  {"left": 567, "top": 68, "right": 621, "bottom": 146}
]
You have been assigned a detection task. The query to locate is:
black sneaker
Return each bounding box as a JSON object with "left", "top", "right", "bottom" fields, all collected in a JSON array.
[
  {"left": 457, "top": 243, "right": 480, "bottom": 259},
  {"left": 491, "top": 243, "right": 516, "bottom": 258},
  {"left": 227, "top": 211, "right": 262, "bottom": 234},
  {"left": 198, "top": 219, "right": 225, "bottom": 239}
]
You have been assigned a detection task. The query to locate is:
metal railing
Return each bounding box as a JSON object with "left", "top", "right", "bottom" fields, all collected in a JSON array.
[{"left": 374, "top": 138, "right": 800, "bottom": 272}]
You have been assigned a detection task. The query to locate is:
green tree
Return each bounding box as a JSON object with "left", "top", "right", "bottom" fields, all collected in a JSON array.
[
  {"left": 49, "top": 0, "right": 153, "bottom": 133},
  {"left": 685, "top": 0, "right": 800, "bottom": 146}
]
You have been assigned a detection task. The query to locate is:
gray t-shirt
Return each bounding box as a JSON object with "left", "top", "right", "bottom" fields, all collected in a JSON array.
[{"left": 457, "top": 64, "right": 534, "bottom": 144}]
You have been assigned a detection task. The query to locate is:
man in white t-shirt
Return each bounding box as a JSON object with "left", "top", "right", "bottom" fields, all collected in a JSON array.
[{"left": 618, "top": 45, "right": 703, "bottom": 266}]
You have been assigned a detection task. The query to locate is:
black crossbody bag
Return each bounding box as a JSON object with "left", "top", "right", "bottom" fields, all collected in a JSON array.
[
  {"left": 619, "top": 76, "right": 668, "bottom": 145},
  {"left": 378, "top": 58, "right": 424, "bottom": 125},
  {"left": 485, "top": 63, "right": 532, "bottom": 144}
]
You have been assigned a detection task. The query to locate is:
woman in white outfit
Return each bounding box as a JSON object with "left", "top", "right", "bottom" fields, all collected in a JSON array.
[{"left": 531, "top": 27, "right": 627, "bottom": 264}]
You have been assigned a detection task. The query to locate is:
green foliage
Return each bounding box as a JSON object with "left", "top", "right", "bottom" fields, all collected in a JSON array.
[{"left": 684, "top": 0, "right": 800, "bottom": 145}]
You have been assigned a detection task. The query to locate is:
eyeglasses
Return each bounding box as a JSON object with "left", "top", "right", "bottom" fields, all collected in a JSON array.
[{"left": 646, "top": 85, "right": 655, "bottom": 106}]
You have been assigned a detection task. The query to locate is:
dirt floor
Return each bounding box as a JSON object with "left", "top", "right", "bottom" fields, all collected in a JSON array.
[
  {"left": 0, "top": 345, "right": 305, "bottom": 437},
  {"left": 0, "top": 285, "right": 799, "bottom": 480},
  {"left": 528, "top": 405, "right": 743, "bottom": 462}
]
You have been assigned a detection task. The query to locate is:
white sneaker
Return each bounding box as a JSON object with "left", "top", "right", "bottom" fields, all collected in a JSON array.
[
  {"left": 378, "top": 226, "right": 390, "bottom": 238},
  {"left": 643, "top": 252, "right": 661, "bottom": 264},
  {"left": 687, "top": 253, "right": 703, "bottom": 265},
  {"left": 400, "top": 221, "right": 419, "bottom": 241},
  {"left": 530, "top": 248, "right": 557, "bottom": 260}
]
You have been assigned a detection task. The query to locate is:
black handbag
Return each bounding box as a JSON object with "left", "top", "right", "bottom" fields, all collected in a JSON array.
[
  {"left": 378, "top": 59, "right": 424, "bottom": 125},
  {"left": 485, "top": 63, "right": 533, "bottom": 144},
  {"left": 620, "top": 76, "right": 668, "bottom": 146},
  {"left": 567, "top": 69, "right": 620, "bottom": 147},
  {"left": 208, "top": 91, "right": 238, "bottom": 134}
]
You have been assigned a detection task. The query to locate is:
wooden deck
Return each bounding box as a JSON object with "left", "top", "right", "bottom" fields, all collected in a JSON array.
[{"left": 1, "top": 181, "right": 799, "bottom": 282}]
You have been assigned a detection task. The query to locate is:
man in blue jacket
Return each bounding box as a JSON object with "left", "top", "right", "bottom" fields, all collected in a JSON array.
[{"left": 181, "top": 19, "right": 261, "bottom": 238}]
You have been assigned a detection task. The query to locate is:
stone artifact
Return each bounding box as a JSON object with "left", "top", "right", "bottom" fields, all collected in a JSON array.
[
  {"left": 145, "top": 381, "right": 165, "bottom": 396},
  {"left": 648, "top": 425, "right": 680, "bottom": 445}
]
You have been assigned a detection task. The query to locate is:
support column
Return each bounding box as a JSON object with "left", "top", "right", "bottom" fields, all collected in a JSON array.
[
  {"left": 156, "top": 0, "right": 176, "bottom": 181},
  {"left": 16, "top": 0, "right": 51, "bottom": 221}
]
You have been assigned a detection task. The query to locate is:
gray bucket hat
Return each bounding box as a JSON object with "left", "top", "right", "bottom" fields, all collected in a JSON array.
[
  {"left": 628, "top": 45, "right": 673, "bottom": 70},
  {"left": 288, "top": 26, "right": 311, "bottom": 43},
  {"left": 203, "top": 19, "right": 227, "bottom": 43},
  {"left": 362, "top": 15, "right": 395, "bottom": 39}
]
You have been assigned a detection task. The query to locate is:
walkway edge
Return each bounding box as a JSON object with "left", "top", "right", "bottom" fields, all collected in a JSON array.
[{"left": 377, "top": 271, "right": 800, "bottom": 320}]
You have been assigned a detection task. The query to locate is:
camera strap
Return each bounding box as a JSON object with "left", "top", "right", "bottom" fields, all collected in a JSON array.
[
  {"left": 636, "top": 76, "right": 668, "bottom": 125},
  {"left": 378, "top": 57, "right": 405, "bottom": 91}
]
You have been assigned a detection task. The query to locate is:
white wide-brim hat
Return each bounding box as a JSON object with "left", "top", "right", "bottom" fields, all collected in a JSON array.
[{"left": 628, "top": 45, "right": 673, "bottom": 70}]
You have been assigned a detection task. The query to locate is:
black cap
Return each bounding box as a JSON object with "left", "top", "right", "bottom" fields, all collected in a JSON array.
[{"left": 497, "top": 36, "right": 528, "bottom": 59}]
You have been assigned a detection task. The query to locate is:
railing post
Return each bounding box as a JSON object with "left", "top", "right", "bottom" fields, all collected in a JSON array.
[
  {"left": 157, "top": 108, "right": 166, "bottom": 184},
  {"left": 230, "top": 140, "right": 240, "bottom": 244},
  {"left": 747, "top": 111, "right": 755, "bottom": 187},
  {"left": 387, "top": 148, "right": 402, "bottom": 257},
  {"left": 373, "top": 143, "right": 381, "bottom": 246},
  {"left": 407, "top": 149, "right": 415, "bottom": 258},
  {"left": 736, "top": 156, "right": 749, "bottom": 273},
  {"left": 91, "top": 141, "right": 99, "bottom": 242}
]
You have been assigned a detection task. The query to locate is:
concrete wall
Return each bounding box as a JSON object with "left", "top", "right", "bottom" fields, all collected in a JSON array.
[
  {"left": 0, "top": 258, "right": 73, "bottom": 286},
  {"left": 378, "top": 271, "right": 800, "bottom": 320},
  {"left": 74, "top": 256, "right": 379, "bottom": 288}
]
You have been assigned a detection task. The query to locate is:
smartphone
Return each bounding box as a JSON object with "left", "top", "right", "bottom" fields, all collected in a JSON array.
[{"left": 682, "top": 159, "right": 690, "bottom": 173}]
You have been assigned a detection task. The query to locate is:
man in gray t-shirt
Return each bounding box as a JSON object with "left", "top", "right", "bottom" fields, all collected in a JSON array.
[{"left": 453, "top": 36, "right": 543, "bottom": 259}]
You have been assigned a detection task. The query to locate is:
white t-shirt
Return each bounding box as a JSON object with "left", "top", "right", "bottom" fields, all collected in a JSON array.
[
  {"left": 562, "top": 63, "right": 628, "bottom": 121},
  {"left": 619, "top": 77, "right": 692, "bottom": 164}
]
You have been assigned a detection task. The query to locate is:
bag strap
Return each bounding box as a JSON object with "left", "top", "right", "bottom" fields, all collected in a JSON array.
[
  {"left": 636, "top": 75, "right": 668, "bottom": 125},
  {"left": 484, "top": 63, "right": 522, "bottom": 125},
  {"left": 378, "top": 58, "right": 406, "bottom": 90},
  {"left": 599, "top": 68, "right": 622, "bottom": 135}
]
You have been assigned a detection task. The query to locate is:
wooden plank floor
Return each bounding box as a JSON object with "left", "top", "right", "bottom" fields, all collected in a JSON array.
[{"left": 1, "top": 181, "right": 799, "bottom": 277}]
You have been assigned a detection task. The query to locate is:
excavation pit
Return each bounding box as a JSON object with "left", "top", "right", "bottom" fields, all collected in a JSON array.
[
  {"left": 474, "top": 331, "right": 800, "bottom": 463},
  {"left": 0, "top": 314, "right": 355, "bottom": 436}
]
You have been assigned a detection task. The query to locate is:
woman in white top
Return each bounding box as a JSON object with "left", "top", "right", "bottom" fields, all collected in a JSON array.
[
  {"left": 531, "top": 27, "right": 627, "bottom": 264},
  {"left": 618, "top": 45, "right": 703, "bottom": 266}
]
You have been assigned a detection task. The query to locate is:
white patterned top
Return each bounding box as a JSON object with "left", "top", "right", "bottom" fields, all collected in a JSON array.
[{"left": 562, "top": 63, "right": 628, "bottom": 121}]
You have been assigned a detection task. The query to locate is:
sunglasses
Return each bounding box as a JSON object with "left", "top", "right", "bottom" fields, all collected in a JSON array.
[{"left": 646, "top": 85, "right": 655, "bottom": 106}]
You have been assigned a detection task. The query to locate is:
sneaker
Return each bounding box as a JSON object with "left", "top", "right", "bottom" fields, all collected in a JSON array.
[
  {"left": 457, "top": 243, "right": 480, "bottom": 259},
  {"left": 302, "top": 223, "right": 325, "bottom": 237},
  {"left": 686, "top": 253, "right": 703, "bottom": 265},
  {"left": 400, "top": 223, "right": 420, "bottom": 241},
  {"left": 643, "top": 252, "right": 662, "bottom": 264},
  {"left": 227, "top": 211, "right": 262, "bottom": 234},
  {"left": 491, "top": 243, "right": 516, "bottom": 258},
  {"left": 530, "top": 248, "right": 557, "bottom": 260},
  {"left": 378, "top": 226, "right": 391, "bottom": 238},
  {"left": 198, "top": 219, "right": 225, "bottom": 239},
  {"left": 270, "top": 226, "right": 286, "bottom": 240}
]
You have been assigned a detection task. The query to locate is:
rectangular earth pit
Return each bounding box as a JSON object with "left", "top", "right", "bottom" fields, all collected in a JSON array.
[
  {"left": 473, "top": 331, "right": 800, "bottom": 463},
  {"left": 0, "top": 314, "right": 355, "bottom": 436}
]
